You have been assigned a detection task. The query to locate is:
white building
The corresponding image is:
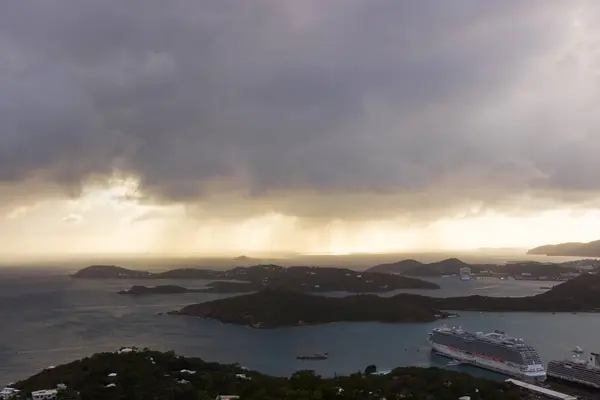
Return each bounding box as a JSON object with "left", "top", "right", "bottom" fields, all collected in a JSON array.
[
  {"left": 0, "top": 388, "right": 20, "bottom": 400},
  {"left": 117, "top": 347, "right": 135, "bottom": 354},
  {"left": 180, "top": 369, "right": 196, "bottom": 374},
  {"left": 32, "top": 389, "right": 58, "bottom": 400}
]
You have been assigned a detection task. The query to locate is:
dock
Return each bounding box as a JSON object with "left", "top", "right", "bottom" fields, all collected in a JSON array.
[{"left": 505, "top": 378, "right": 577, "bottom": 400}]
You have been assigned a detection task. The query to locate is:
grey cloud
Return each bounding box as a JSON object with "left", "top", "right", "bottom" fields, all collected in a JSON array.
[{"left": 1, "top": 0, "right": 599, "bottom": 220}]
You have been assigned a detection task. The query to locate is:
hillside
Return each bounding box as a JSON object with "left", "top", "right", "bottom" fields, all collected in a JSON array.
[
  {"left": 367, "top": 258, "right": 581, "bottom": 278},
  {"left": 527, "top": 240, "right": 600, "bottom": 257},
  {"left": 172, "top": 288, "right": 450, "bottom": 327},
  {"left": 367, "top": 259, "right": 423, "bottom": 274},
  {"left": 10, "top": 349, "right": 526, "bottom": 400},
  {"left": 74, "top": 264, "right": 440, "bottom": 294},
  {"left": 367, "top": 258, "right": 470, "bottom": 276},
  {"left": 173, "top": 274, "right": 600, "bottom": 328},
  {"left": 431, "top": 273, "right": 600, "bottom": 312}
]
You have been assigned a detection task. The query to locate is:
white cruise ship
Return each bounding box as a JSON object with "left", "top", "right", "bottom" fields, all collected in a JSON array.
[{"left": 428, "top": 326, "right": 546, "bottom": 382}]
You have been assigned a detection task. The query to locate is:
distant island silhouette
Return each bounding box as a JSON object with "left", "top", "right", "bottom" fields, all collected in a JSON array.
[
  {"left": 170, "top": 273, "right": 600, "bottom": 328},
  {"left": 528, "top": 240, "right": 600, "bottom": 257},
  {"left": 366, "top": 257, "right": 583, "bottom": 278},
  {"left": 367, "top": 258, "right": 469, "bottom": 276},
  {"left": 233, "top": 255, "right": 257, "bottom": 261},
  {"left": 74, "top": 264, "right": 439, "bottom": 293}
]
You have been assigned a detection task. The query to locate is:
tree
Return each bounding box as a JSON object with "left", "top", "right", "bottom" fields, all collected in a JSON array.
[{"left": 364, "top": 365, "right": 377, "bottom": 375}]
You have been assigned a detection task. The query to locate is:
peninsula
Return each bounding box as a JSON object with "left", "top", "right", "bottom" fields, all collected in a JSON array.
[
  {"left": 74, "top": 264, "right": 440, "bottom": 293},
  {"left": 169, "top": 288, "right": 452, "bottom": 327},
  {"left": 9, "top": 349, "right": 528, "bottom": 400},
  {"left": 171, "top": 274, "right": 600, "bottom": 328}
]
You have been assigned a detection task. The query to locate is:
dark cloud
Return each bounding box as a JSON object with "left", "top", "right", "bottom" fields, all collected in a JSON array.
[{"left": 1, "top": 0, "right": 599, "bottom": 220}]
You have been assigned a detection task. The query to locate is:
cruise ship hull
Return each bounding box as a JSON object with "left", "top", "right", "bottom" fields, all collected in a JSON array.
[
  {"left": 547, "top": 361, "right": 600, "bottom": 389},
  {"left": 430, "top": 341, "right": 546, "bottom": 383}
]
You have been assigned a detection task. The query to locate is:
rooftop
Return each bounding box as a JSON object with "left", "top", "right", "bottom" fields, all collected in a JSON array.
[{"left": 31, "top": 389, "right": 58, "bottom": 395}]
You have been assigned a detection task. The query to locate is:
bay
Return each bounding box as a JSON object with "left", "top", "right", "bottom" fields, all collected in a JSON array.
[{"left": 1, "top": 271, "right": 599, "bottom": 386}]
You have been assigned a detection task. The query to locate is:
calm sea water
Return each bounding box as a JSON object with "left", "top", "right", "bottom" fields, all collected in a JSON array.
[{"left": 1, "top": 271, "right": 600, "bottom": 385}]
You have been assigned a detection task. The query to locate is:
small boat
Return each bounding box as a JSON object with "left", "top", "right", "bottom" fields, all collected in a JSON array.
[
  {"left": 297, "top": 353, "right": 328, "bottom": 360},
  {"left": 447, "top": 360, "right": 461, "bottom": 366},
  {"left": 572, "top": 346, "right": 584, "bottom": 354}
]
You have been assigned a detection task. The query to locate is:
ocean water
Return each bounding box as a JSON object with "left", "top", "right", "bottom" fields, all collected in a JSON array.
[{"left": 2, "top": 271, "right": 600, "bottom": 385}]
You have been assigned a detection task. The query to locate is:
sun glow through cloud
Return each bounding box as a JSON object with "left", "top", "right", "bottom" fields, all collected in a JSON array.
[{"left": 2, "top": 179, "right": 600, "bottom": 259}]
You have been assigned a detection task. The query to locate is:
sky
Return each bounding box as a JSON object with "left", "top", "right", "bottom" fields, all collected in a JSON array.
[{"left": 1, "top": 0, "right": 600, "bottom": 258}]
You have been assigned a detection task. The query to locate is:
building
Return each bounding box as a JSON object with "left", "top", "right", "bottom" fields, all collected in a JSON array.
[
  {"left": 0, "top": 388, "right": 20, "bottom": 400},
  {"left": 180, "top": 369, "right": 196, "bottom": 374},
  {"left": 31, "top": 389, "right": 58, "bottom": 400},
  {"left": 117, "top": 347, "right": 135, "bottom": 354}
]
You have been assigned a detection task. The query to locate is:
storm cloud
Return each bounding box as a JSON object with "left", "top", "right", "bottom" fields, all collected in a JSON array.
[{"left": 1, "top": 0, "right": 600, "bottom": 221}]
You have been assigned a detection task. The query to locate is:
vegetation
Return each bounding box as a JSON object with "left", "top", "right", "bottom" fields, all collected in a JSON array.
[
  {"left": 172, "top": 274, "right": 600, "bottom": 328},
  {"left": 170, "top": 288, "right": 451, "bottom": 327},
  {"left": 367, "top": 258, "right": 470, "bottom": 276},
  {"left": 528, "top": 239, "right": 600, "bottom": 257},
  {"left": 74, "top": 264, "right": 440, "bottom": 293},
  {"left": 367, "top": 257, "right": 584, "bottom": 278},
  {"left": 11, "top": 349, "right": 527, "bottom": 400},
  {"left": 364, "top": 365, "right": 377, "bottom": 375}
]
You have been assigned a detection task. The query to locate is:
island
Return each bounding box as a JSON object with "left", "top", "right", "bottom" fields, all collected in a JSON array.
[
  {"left": 73, "top": 264, "right": 440, "bottom": 294},
  {"left": 367, "top": 257, "right": 589, "bottom": 280},
  {"left": 118, "top": 282, "right": 258, "bottom": 295},
  {"left": 8, "top": 348, "right": 529, "bottom": 400},
  {"left": 367, "top": 258, "right": 470, "bottom": 276},
  {"left": 118, "top": 285, "right": 204, "bottom": 295},
  {"left": 170, "top": 274, "right": 600, "bottom": 328},
  {"left": 528, "top": 239, "right": 600, "bottom": 257},
  {"left": 169, "top": 288, "right": 453, "bottom": 327}
]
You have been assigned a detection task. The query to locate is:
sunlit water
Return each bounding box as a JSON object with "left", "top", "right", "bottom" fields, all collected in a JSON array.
[{"left": 1, "top": 271, "right": 599, "bottom": 385}]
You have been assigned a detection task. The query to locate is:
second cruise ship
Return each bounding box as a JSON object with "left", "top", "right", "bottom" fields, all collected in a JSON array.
[
  {"left": 547, "top": 350, "right": 600, "bottom": 389},
  {"left": 428, "top": 326, "right": 546, "bottom": 382}
]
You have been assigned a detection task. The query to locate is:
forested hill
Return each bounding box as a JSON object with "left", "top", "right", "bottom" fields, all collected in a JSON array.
[{"left": 12, "top": 349, "right": 526, "bottom": 400}]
